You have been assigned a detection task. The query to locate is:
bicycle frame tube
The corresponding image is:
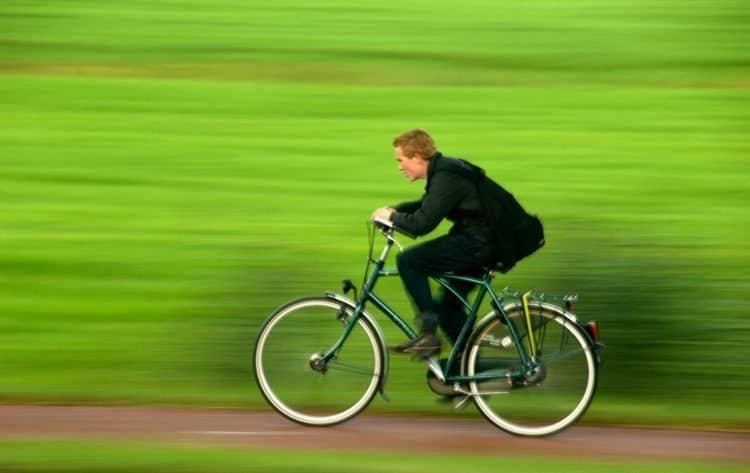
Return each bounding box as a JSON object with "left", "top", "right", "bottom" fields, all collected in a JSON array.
[
  {"left": 362, "top": 237, "right": 420, "bottom": 335},
  {"left": 434, "top": 274, "right": 487, "bottom": 377},
  {"left": 368, "top": 270, "right": 492, "bottom": 345},
  {"left": 323, "top": 230, "right": 536, "bottom": 383},
  {"left": 367, "top": 290, "right": 417, "bottom": 338},
  {"left": 487, "top": 290, "right": 535, "bottom": 371},
  {"left": 437, "top": 275, "right": 535, "bottom": 383},
  {"left": 364, "top": 268, "right": 531, "bottom": 383},
  {"left": 320, "top": 237, "right": 400, "bottom": 362}
]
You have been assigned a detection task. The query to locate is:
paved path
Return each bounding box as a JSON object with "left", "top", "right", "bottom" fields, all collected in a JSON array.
[{"left": 1, "top": 405, "right": 748, "bottom": 463}]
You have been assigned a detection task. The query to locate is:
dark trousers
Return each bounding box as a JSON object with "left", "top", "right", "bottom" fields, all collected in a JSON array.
[{"left": 396, "top": 233, "right": 494, "bottom": 343}]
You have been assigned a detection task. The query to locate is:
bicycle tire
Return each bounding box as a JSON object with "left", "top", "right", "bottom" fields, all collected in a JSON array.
[
  {"left": 254, "top": 296, "right": 384, "bottom": 426},
  {"left": 465, "top": 302, "right": 598, "bottom": 436}
]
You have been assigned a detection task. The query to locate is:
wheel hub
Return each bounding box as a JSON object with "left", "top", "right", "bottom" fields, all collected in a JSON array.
[
  {"left": 523, "top": 361, "right": 547, "bottom": 385},
  {"left": 308, "top": 353, "right": 328, "bottom": 373}
]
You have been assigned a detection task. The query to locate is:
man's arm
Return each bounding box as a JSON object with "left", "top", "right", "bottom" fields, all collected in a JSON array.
[
  {"left": 392, "top": 200, "right": 423, "bottom": 214},
  {"left": 371, "top": 198, "right": 423, "bottom": 223},
  {"left": 390, "top": 173, "right": 470, "bottom": 236}
]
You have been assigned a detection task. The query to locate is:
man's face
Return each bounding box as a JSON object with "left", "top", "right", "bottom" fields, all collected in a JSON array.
[{"left": 395, "top": 146, "right": 428, "bottom": 182}]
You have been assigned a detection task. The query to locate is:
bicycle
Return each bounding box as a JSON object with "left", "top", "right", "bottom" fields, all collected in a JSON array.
[{"left": 253, "top": 219, "right": 603, "bottom": 437}]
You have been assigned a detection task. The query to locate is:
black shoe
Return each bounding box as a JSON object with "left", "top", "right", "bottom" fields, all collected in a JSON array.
[{"left": 393, "top": 333, "right": 441, "bottom": 358}]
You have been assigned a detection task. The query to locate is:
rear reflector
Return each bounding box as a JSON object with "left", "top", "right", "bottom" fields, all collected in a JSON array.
[{"left": 586, "top": 320, "right": 600, "bottom": 342}]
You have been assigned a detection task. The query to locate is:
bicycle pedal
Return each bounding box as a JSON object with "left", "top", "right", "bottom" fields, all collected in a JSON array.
[{"left": 453, "top": 395, "right": 472, "bottom": 410}]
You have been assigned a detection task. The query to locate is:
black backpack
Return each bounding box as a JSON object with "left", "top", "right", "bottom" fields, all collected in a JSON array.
[{"left": 445, "top": 160, "right": 545, "bottom": 272}]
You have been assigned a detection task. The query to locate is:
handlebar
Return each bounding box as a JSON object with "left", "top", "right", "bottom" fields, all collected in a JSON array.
[{"left": 372, "top": 217, "right": 416, "bottom": 239}]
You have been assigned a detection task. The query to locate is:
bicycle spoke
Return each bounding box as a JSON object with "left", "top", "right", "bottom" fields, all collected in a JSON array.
[
  {"left": 539, "top": 347, "right": 587, "bottom": 363},
  {"left": 327, "top": 360, "right": 378, "bottom": 376}
]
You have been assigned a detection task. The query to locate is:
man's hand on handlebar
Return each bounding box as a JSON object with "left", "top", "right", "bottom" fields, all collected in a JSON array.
[
  {"left": 370, "top": 208, "right": 416, "bottom": 239},
  {"left": 371, "top": 207, "right": 395, "bottom": 223}
]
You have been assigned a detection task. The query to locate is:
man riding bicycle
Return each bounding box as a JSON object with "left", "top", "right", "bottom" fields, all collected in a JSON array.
[{"left": 371, "top": 129, "right": 496, "bottom": 358}]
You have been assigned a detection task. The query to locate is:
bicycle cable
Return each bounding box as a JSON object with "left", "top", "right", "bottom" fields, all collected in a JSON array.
[{"left": 361, "top": 221, "right": 376, "bottom": 292}]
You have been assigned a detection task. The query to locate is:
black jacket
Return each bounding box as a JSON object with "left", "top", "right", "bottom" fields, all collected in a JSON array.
[{"left": 390, "top": 152, "right": 491, "bottom": 241}]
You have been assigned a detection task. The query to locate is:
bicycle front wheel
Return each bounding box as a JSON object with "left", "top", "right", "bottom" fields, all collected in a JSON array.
[
  {"left": 466, "top": 303, "right": 598, "bottom": 437},
  {"left": 254, "top": 297, "right": 384, "bottom": 426}
]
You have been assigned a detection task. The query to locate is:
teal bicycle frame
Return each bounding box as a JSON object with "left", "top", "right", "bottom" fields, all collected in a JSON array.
[{"left": 320, "top": 225, "right": 537, "bottom": 386}]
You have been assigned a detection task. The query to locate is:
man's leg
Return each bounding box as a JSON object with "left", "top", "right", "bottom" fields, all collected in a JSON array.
[
  {"left": 437, "top": 278, "right": 477, "bottom": 345},
  {"left": 395, "top": 234, "right": 466, "bottom": 331},
  {"left": 394, "top": 234, "right": 490, "bottom": 356}
]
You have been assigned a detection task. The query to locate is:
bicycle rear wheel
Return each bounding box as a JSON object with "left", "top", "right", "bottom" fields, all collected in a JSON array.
[
  {"left": 465, "top": 303, "right": 598, "bottom": 436},
  {"left": 254, "top": 297, "right": 383, "bottom": 426}
]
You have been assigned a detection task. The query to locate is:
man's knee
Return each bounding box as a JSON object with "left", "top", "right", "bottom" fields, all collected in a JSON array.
[{"left": 397, "top": 249, "right": 418, "bottom": 271}]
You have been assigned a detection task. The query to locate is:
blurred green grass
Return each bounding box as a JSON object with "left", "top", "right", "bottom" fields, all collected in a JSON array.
[
  {"left": 0, "top": 439, "right": 746, "bottom": 473},
  {"left": 1, "top": 0, "right": 749, "bottom": 426}
]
